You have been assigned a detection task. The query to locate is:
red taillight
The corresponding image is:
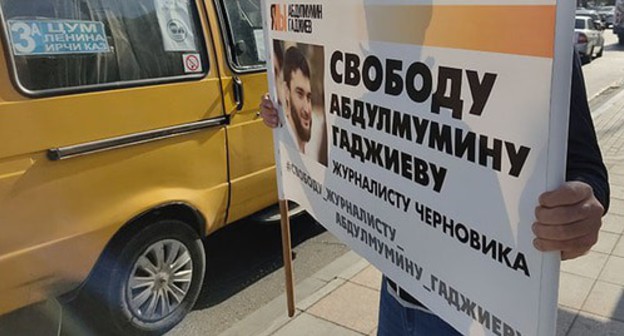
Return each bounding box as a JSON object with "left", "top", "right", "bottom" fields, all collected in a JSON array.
[{"left": 577, "top": 33, "right": 588, "bottom": 43}]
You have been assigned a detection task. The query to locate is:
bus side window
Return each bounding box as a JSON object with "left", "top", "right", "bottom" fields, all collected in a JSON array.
[
  {"left": 0, "top": 0, "right": 208, "bottom": 94},
  {"left": 219, "top": 0, "right": 265, "bottom": 70}
]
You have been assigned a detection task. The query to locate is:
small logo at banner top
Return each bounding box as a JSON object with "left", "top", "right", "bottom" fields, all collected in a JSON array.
[
  {"left": 183, "top": 53, "right": 202, "bottom": 73},
  {"left": 271, "top": 4, "right": 288, "bottom": 32},
  {"left": 271, "top": 3, "right": 323, "bottom": 34}
]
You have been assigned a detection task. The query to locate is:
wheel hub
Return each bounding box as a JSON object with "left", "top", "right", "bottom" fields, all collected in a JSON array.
[
  {"left": 126, "top": 239, "right": 194, "bottom": 322},
  {"left": 154, "top": 272, "right": 171, "bottom": 290}
]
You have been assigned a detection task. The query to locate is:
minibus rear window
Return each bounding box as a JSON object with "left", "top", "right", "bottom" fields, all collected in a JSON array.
[{"left": 0, "top": 0, "right": 208, "bottom": 95}]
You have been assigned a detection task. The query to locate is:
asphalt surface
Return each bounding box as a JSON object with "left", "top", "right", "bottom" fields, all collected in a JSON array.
[
  {"left": 167, "top": 214, "right": 350, "bottom": 336},
  {"left": 584, "top": 32, "right": 624, "bottom": 101}
]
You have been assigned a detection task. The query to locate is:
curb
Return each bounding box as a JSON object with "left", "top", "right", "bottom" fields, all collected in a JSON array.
[
  {"left": 217, "top": 251, "right": 367, "bottom": 336},
  {"left": 593, "top": 84, "right": 624, "bottom": 118},
  {"left": 588, "top": 78, "right": 624, "bottom": 103}
]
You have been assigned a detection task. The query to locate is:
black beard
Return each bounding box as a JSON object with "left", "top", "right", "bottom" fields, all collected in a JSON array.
[{"left": 291, "top": 103, "right": 311, "bottom": 142}]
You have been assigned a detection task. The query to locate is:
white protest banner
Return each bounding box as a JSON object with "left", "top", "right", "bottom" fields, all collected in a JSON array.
[{"left": 262, "top": 1, "right": 575, "bottom": 335}]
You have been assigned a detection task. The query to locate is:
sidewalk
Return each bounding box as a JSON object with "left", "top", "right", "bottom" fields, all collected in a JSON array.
[{"left": 217, "top": 89, "right": 624, "bottom": 336}]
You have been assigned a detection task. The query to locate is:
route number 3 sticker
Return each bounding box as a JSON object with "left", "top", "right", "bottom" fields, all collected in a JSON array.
[{"left": 8, "top": 20, "right": 110, "bottom": 55}]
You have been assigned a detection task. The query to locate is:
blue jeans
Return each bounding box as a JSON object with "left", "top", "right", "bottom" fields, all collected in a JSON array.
[{"left": 377, "top": 277, "right": 462, "bottom": 336}]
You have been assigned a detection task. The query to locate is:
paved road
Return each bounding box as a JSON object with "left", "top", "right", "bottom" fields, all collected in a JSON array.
[
  {"left": 166, "top": 215, "right": 349, "bottom": 336},
  {"left": 583, "top": 31, "right": 624, "bottom": 101}
]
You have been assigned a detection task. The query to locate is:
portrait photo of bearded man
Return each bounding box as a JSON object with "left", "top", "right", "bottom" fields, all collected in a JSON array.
[{"left": 278, "top": 43, "right": 327, "bottom": 166}]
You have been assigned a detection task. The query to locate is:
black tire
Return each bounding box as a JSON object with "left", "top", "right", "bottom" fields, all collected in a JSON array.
[
  {"left": 78, "top": 220, "right": 206, "bottom": 336},
  {"left": 619, "top": 35, "right": 624, "bottom": 46},
  {"left": 582, "top": 48, "right": 593, "bottom": 64},
  {"left": 597, "top": 43, "right": 604, "bottom": 58}
]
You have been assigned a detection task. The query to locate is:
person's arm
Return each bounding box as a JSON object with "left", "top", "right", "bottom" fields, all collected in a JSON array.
[
  {"left": 565, "top": 52, "right": 610, "bottom": 210},
  {"left": 532, "top": 53, "right": 610, "bottom": 260}
]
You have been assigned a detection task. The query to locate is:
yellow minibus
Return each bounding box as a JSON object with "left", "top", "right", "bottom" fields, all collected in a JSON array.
[{"left": 0, "top": 0, "right": 277, "bottom": 334}]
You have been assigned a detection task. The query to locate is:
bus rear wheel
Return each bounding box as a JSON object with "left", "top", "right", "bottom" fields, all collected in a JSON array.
[{"left": 77, "top": 220, "right": 206, "bottom": 336}]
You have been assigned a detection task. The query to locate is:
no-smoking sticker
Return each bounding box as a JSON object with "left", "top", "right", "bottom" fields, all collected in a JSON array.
[{"left": 183, "top": 53, "right": 202, "bottom": 73}]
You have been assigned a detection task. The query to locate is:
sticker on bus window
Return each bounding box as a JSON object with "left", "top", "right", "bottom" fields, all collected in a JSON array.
[
  {"left": 7, "top": 19, "right": 110, "bottom": 56},
  {"left": 155, "top": 0, "right": 197, "bottom": 52},
  {"left": 254, "top": 29, "right": 266, "bottom": 62},
  {"left": 183, "top": 53, "right": 202, "bottom": 73}
]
